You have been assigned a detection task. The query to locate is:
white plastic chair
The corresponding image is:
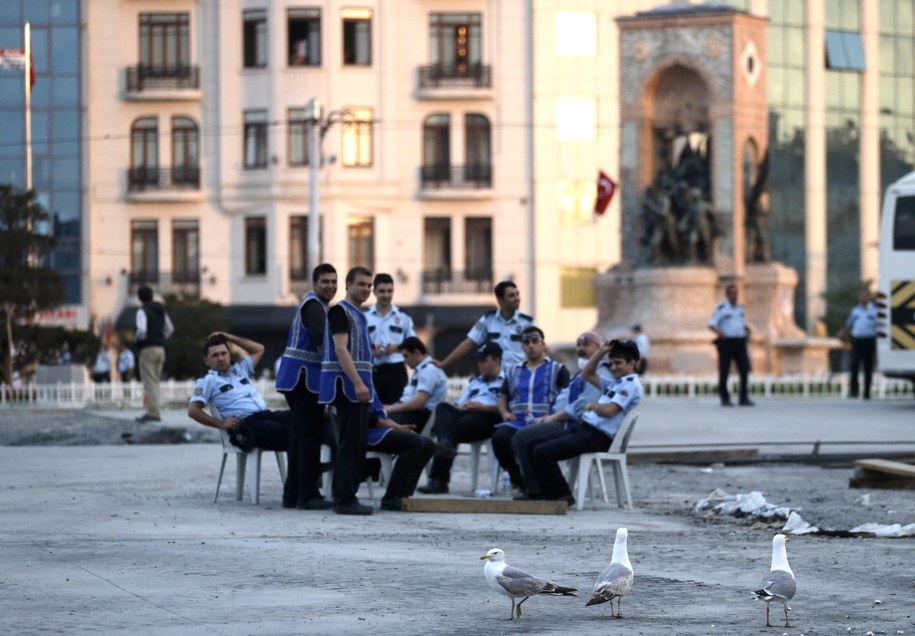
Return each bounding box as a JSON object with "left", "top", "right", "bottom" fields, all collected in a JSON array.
[
  {"left": 565, "top": 409, "right": 641, "bottom": 511},
  {"left": 468, "top": 439, "right": 502, "bottom": 493},
  {"left": 210, "top": 403, "right": 287, "bottom": 505},
  {"left": 363, "top": 450, "right": 395, "bottom": 498}
]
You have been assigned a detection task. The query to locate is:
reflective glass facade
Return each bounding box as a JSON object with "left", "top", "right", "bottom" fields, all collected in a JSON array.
[{"left": 879, "top": 0, "right": 915, "bottom": 196}]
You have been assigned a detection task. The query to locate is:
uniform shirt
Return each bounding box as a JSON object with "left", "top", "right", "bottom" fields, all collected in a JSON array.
[
  {"left": 455, "top": 372, "right": 505, "bottom": 408},
  {"left": 708, "top": 301, "right": 748, "bottom": 338},
  {"left": 91, "top": 351, "right": 111, "bottom": 374},
  {"left": 189, "top": 357, "right": 267, "bottom": 419},
  {"left": 845, "top": 302, "right": 878, "bottom": 338},
  {"left": 365, "top": 304, "right": 416, "bottom": 365},
  {"left": 397, "top": 356, "right": 448, "bottom": 412},
  {"left": 117, "top": 349, "right": 135, "bottom": 375},
  {"left": 467, "top": 309, "right": 535, "bottom": 370},
  {"left": 581, "top": 373, "right": 643, "bottom": 439},
  {"left": 557, "top": 361, "right": 612, "bottom": 420}
]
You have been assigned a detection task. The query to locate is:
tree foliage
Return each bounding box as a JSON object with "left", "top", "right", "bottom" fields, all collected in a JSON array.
[
  {"left": 820, "top": 278, "right": 872, "bottom": 337},
  {"left": 162, "top": 293, "right": 231, "bottom": 380}
]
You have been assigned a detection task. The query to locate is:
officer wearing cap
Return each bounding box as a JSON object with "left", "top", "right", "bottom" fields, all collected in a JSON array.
[
  {"left": 433, "top": 280, "right": 535, "bottom": 373},
  {"left": 837, "top": 287, "right": 878, "bottom": 399},
  {"left": 708, "top": 283, "right": 754, "bottom": 406},
  {"left": 417, "top": 341, "right": 506, "bottom": 494}
]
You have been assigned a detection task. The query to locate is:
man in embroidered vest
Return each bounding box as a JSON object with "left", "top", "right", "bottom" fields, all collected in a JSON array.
[
  {"left": 319, "top": 266, "right": 376, "bottom": 515},
  {"left": 276, "top": 263, "right": 338, "bottom": 510},
  {"left": 491, "top": 326, "right": 570, "bottom": 490}
]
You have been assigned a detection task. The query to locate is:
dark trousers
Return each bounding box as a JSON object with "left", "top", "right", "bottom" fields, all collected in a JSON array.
[
  {"left": 716, "top": 337, "right": 750, "bottom": 404},
  {"left": 490, "top": 425, "right": 524, "bottom": 488},
  {"left": 371, "top": 430, "right": 435, "bottom": 498},
  {"left": 428, "top": 403, "right": 501, "bottom": 484},
  {"left": 390, "top": 409, "right": 432, "bottom": 435},
  {"left": 282, "top": 387, "right": 327, "bottom": 505},
  {"left": 511, "top": 421, "right": 568, "bottom": 496},
  {"left": 330, "top": 397, "right": 369, "bottom": 506},
  {"left": 373, "top": 362, "right": 408, "bottom": 406},
  {"left": 849, "top": 336, "right": 876, "bottom": 398},
  {"left": 230, "top": 409, "right": 293, "bottom": 452},
  {"left": 530, "top": 421, "right": 612, "bottom": 499}
]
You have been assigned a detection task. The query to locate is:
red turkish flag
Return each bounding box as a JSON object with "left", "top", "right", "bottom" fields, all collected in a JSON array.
[{"left": 594, "top": 170, "right": 616, "bottom": 216}]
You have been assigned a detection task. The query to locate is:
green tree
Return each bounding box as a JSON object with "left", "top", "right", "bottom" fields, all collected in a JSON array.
[
  {"left": 162, "top": 293, "right": 230, "bottom": 380},
  {"left": 820, "top": 279, "right": 872, "bottom": 337},
  {"left": 0, "top": 185, "right": 65, "bottom": 385}
]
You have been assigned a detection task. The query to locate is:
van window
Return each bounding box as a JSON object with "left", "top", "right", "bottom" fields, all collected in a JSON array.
[{"left": 894, "top": 195, "right": 915, "bottom": 251}]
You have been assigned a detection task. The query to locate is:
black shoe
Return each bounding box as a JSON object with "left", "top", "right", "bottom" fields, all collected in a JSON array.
[
  {"left": 552, "top": 494, "right": 576, "bottom": 506},
  {"left": 513, "top": 493, "right": 542, "bottom": 501},
  {"left": 433, "top": 440, "right": 457, "bottom": 459},
  {"left": 721, "top": 401, "right": 734, "bottom": 407},
  {"left": 334, "top": 502, "right": 374, "bottom": 516},
  {"left": 380, "top": 496, "right": 403, "bottom": 511},
  {"left": 417, "top": 479, "right": 449, "bottom": 494},
  {"left": 282, "top": 499, "right": 297, "bottom": 509},
  {"left": 847, "top": 392, "right": 859, "bottom": 399},
  {"left": 738, "top": 399, "right": 755, "bottom": 406},
  {"left": 135, "top": 414, "right": 161, "bottom": 422},
  {"left": 297, "top": 498, "right": 333, "bottom": 510}
]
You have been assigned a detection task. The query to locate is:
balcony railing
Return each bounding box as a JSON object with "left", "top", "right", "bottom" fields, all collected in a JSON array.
[
  {"left": 418, "top": 63, "right": 491, "bottom": 88},
  {"left": 126, "top": 65, "right": 200, "bottom": 92},
  {"left": 128, "top": 167, "right": 200, "bottom": 192},
  {"left": 422, "top": 269, "right": 493, "bottom": 295},
  {"left": 128, "top": 271, "right": 201, "bottom": 298},
  {"left": 420, "top": 164, "right": 492, "bottom": 189}
]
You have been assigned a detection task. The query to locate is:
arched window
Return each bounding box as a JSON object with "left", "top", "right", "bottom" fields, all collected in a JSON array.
[
  {"left": 130, "top": 117, "right": 159, "bottom": 188},
  {"left": 172, "top": 116, "right": 199, "bottom": 186},
  {"left": 422, "top": 114, "right": 450, "bottom": 184},
  {"left": 465, "top": 113, "right": 491, "bottom": 185}
]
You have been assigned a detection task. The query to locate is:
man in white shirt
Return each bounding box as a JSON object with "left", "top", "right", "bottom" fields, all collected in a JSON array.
[
  {"left": 708, "top": 283, "right": 753, "bottom": 407},
  {"left": 365, "top": 272, "right": 416, "bottom": 404},
  {"left": 134, "top": 286, "right": 175, "bottom": 422}
]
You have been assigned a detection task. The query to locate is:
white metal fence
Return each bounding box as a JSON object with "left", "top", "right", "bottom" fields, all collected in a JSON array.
[{"left": 1, "top": 374, "right": 911, "bottom": 408}]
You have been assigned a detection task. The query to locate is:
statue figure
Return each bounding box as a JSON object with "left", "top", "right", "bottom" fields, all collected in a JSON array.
[
  {"left": 745, "top": 152, "right": 770, "bottom": 262},
  {"left": 640, "top": 185, "right": 680, "bottom": 264}
]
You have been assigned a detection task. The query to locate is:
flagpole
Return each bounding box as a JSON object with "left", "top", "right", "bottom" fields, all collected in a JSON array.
[{"left": 24, "top": 22, "right": 31, "bottom": 192}]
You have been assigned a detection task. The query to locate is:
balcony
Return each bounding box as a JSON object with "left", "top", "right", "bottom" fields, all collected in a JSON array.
[
  {"left": 416, "top": 63, "right": 493, "bottom": 100},
  {"left": 128, "top": 271, "right": 202, "bottom": 298},
  {"left": 127, "top": 167, "right": 203, "bottom": 202},
  {"left": 125, "top": 65, "right": 201, "bottom": 101},
  {"left": 421, "top": 269, "right": 493, "bottom": 295},
  {"left": 419, "top": 164, "right": 493, "bottom": 200}
]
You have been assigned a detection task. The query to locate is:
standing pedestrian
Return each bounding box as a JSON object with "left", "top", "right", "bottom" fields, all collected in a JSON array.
[
  {"left": 708, "top": 283, "right": 753, "bottom": 407},
  {"left": 116, "top": 341, "right": 135, "bottom": 382},
  {"left": 837, "top": 288, "right": 878, "bottom": 400},
  {"left": 365, "top": 272, "right": 416, "bottom": 405},
  {"left": 631, "top": 324, "right": 650, "bottom": 375},
  {"left": 134, "top": 286, "right": 174, "bottom": 422}
]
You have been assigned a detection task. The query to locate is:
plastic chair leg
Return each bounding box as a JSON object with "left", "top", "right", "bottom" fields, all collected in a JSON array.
[
  {"left": 215, "top": 453, "right": 229, "bottom": 503},
  {"left": 235, "top": 454, "right": 247, "bottom": 501},
  {"left": 470, "top": 443, "right": 481, "bottom": 492}
]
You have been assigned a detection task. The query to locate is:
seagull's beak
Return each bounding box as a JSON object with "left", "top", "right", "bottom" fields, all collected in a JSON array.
[{"left": 480, "top": 555, "right": 490, "bottom": 561}]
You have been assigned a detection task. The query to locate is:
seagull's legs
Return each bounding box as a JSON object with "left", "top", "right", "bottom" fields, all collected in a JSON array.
[
  {"left": 507, "top": 600, "right": 516, "bottom": 621},
  {"left": 516, "top": 596, "right": 530, "bottom": 618},
  {"left": 614, "top": 597, "right": 624, "bottom": 619},
  {"left": 765, "top": 603, "right": 772, "bottom": 627},
  {"left": 783, "top": 602, "right": 792, "bottom": 628}
]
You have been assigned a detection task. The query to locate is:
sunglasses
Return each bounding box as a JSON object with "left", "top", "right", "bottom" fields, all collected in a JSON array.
[
  {"left": 576, "top": 336, "right": 594, "bottom": 347},
  {"left": 521, "top": 334, "right": 542, "bottom": 344}
]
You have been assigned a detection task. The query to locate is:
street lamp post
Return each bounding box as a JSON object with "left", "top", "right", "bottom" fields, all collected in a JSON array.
[{"left": 305, "top": 98, "right": 323, "bottom": 283}]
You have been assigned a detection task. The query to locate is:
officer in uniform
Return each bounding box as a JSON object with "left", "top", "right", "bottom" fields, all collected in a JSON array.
[
  {"left": 365, "top": 272, "right": 416, "bottom": 405},
  {"left": 417, "top": 342, "right": 506, "bottom": 495},
  {"left": 434, "top": 280, "right": 535, "bottom": 373},
  {"left": 708, "top": 283, "right": 754, "bottom": 406},
  {"left": 383, "top": 336, "right": 448, "bottom": 433},
  {"left": 838, "top": 288, "right": 878, "bottom": 399}
]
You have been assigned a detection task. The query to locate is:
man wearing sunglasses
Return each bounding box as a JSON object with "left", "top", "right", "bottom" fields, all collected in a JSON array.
[
  {"left": 433, "top": 280, "right": 535, "bottom": 373},
  {"left": 490, "top": 326, "right": 570, "bottom": 490},
  {"left": 519, "top": 339, "right": 643, "bottom": 505}
]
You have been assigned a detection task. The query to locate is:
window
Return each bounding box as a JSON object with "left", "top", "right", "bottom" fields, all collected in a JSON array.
[
  {"left": 243, "top": 9, "right": 267, "bottom": 68},
  {"left": 560, "top": 267, "right": 597, "bottom": 308},
  {"left": 555, "top": 11, "right": 596, "bottom": 58},
  {"left": 341, "top": 108, "right": 372, "bottom": 167},
  {"left": 245, "top": 217, "right": 267, "bottom": 275},
  {"left": 464, "top": 217, "right": 492, "bottom": 280},
  {"left": 429, "top": 13, "right": 482, "bottom": 75},
  {"left": 139, "top": 13, "right": 190, "bottom": 70},
  {"left": 288, "top": 8, "right": 321, "bottom": 66},
  {"left": 342, "top": 8, "right": 372, "bottom": 65},
  {"left": 465, "top": 114, "right": 491, "bottom": 185},
  {"left": 288, "top": 107, "right": 309, "bottom": 166},
  {"left": 555, "top": 97, "right": 596, "bottom": 141},
  {"left": 244, "top": 110, "right": 268, "bottom": 169},
  {"left": 894, "top": 195, "right": 915, "bottom": 251},
  {"left": 825, "top": 30, "right": 866, "bottom": 71},
  {"left": 172, "top": 219, "right": 199, "bottom": 283},
  {"left": 290, "top": 215, "right": 309, "bottom": 280},
  {"left": 131, "top": 220, "right": 158, "bottom": 284},
  {"left": 347, "top": 218, "right": 374, "bottom": 272},
  {"left": 423, "top": 114, "right": 450, "bottom": 182},
  {"left": 172, "top": 116, "right": 199, "bottom": 186},
  {"left": 130, "top": 117, "right": 158, "bottom": 188},
  {"left": 424, "top": 217, "right": 451, "bottom": 277}
]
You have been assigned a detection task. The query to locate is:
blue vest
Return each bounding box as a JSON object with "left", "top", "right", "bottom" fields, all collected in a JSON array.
[
  {"left": 275, "top": 292, "right": 324, "bottom": 393},
  {"left": 318, "top": 299, "right": 375, "bottom": 403},
  {"left": 503, "top": 358, "right": 564, "bottom": 429}
]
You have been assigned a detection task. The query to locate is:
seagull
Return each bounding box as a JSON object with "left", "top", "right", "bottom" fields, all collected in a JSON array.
[
  {"left": 480, "top": 548, "right": 577, "bottom": 620},
  {"left": 754, "top": 533, "right": 796, "bottom": 627},
  {"left": 586, "top": 527, "right": 634, "bottom": 618}
]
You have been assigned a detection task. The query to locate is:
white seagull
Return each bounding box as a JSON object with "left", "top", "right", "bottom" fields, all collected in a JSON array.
[
  {"left": 754, "top": 533, "right": 797, "bottom": 627},
  {"left": 586, "top": 527, "right": 634, "bottom": 618},
  {"left": 480, "top": 548, "right": 577, "bottom": 620}
]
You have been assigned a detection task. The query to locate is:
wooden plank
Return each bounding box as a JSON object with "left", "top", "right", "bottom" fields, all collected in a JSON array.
[
  {"left": 403, "top": 497, "right": 567, "bottom": 515},
  {"left": 850, "top": 458, "right": 915, "bottom": 489},
  {"left": 853, "top": 458, "right": 915, "bottom": 478}
]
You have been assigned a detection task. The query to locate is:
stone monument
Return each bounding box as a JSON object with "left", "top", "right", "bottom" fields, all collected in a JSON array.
[{"left": 595, "top": 4, "right": 833, "bottom": 374}]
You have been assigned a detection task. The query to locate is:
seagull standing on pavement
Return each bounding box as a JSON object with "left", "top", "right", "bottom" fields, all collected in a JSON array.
[
  {"left": 586, "top": 527, "right": 634, "bottom": 618},
  {"left": 480, "top": 548, "right": 577, "bottom": 620},
  {"left": 754, "top": 533, "right": 796, "bottom": 627}
]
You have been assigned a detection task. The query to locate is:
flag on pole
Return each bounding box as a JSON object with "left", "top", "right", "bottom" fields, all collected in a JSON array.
[
  {"left": 594, "top": 170, "right": 617, "bottom": 216},
  {"left": 0, "top": 48, "right": 33, "bottom": 87}
]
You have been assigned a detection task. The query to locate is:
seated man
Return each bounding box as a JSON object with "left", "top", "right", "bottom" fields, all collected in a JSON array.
[
  {"left": 417, "top": 342, "right": 506, "bottom": 495},
  {"left": 491, "top": 326, "right": 570, "bottom": 489},
  {"left": 383, "top": 336, "right": 448, "bottom": 435},
  {"left": 188, "top": 332, "right": 335, "bottom": 462},
  {"left": 511, "top": 331, "right": 611, "bottom": 500},
  {"left": 366, "top": 397, "right": 435, "bottom": 511},
  {"left": 524, "top": 339, "right": 643, "bottom": 505}
]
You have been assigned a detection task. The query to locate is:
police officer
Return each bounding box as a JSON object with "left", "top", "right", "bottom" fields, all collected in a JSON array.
[
  {"left": 838, "top": 288, "right": 878, "bottom": 399},
  {"left": 383, "top": 336, "right": 448, "bottom": 433},
  {"left": 365, "top": 273, "right": 416, "bottom": 405},
  {"left": 434, "top": 280, "right": 535, "bottom": 373},
  {"left": 708, "top": 283, "right": 754, "bottom": 406},
  {"left": 418, "top": 342, "right": 506, "bottom": 495}
]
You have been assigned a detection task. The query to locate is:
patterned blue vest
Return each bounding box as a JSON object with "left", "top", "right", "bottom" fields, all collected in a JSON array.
[
  {"left": 503, "top": 358, "right": 564, "bottom": 429},
  {"left": 275, "top": 292, "right": 324, "bottom": 393},
  {"left": 318, "top": 299, "right": 375, "bottom": 404}
]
